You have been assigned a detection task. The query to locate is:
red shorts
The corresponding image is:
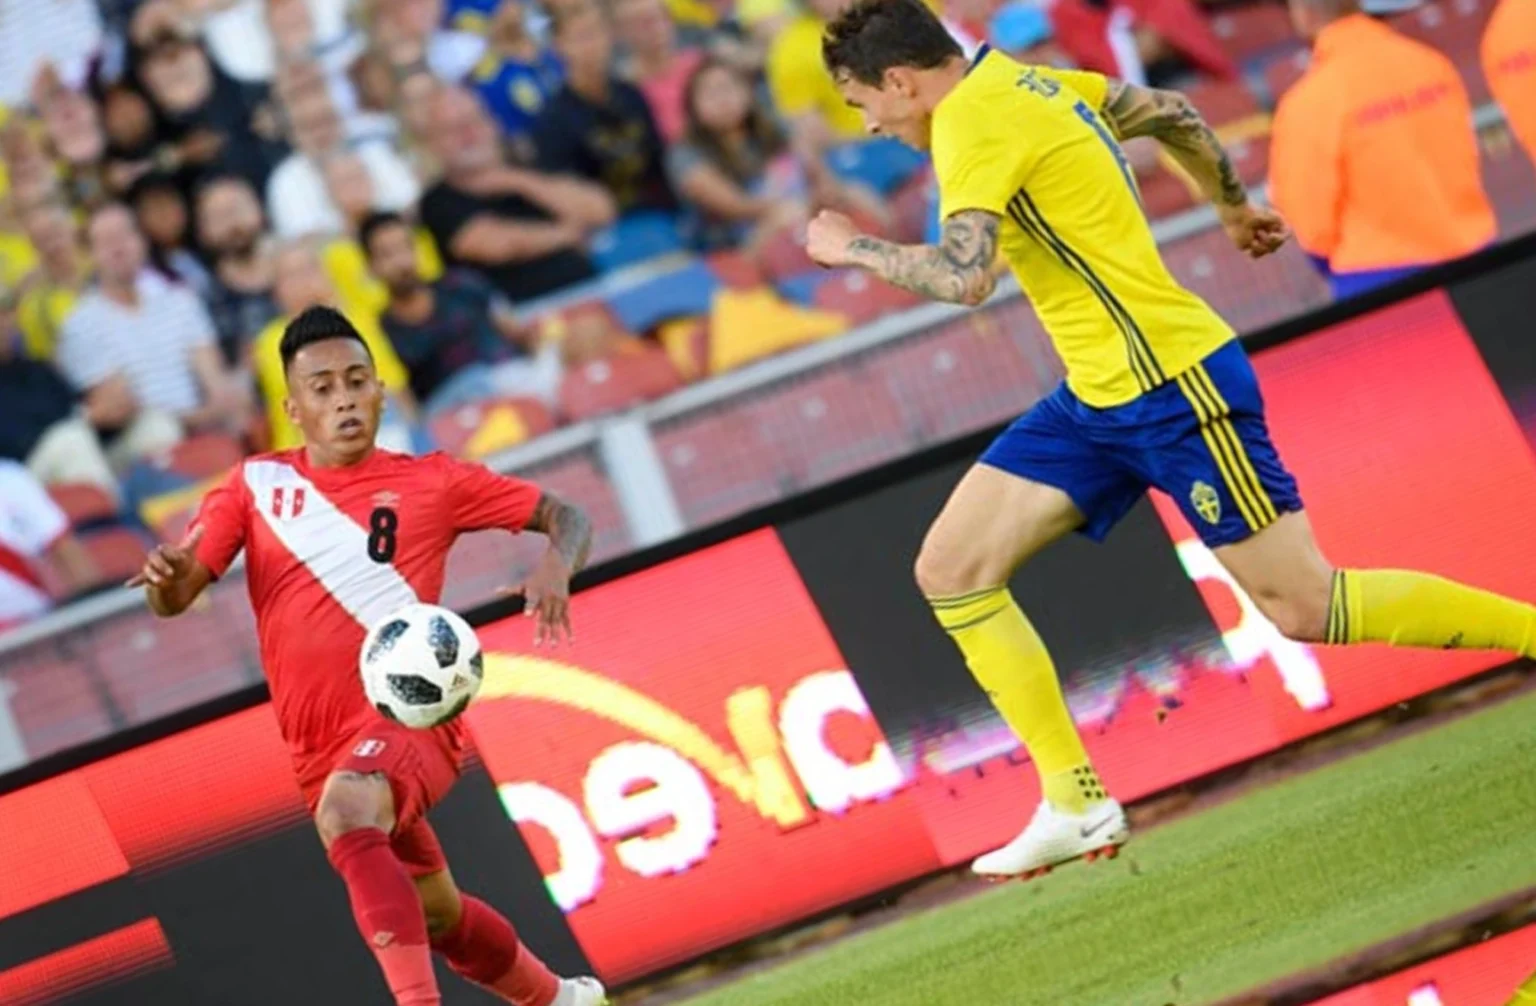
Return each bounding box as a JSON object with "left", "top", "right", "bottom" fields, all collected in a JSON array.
[{"left": 299, "top": 718, "right": 463, "bottom": 877}]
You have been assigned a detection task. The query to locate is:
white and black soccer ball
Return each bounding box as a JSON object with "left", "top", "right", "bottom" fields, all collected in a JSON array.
[{"left": 360, "top": 603, "right": 484, "bottom": 729}]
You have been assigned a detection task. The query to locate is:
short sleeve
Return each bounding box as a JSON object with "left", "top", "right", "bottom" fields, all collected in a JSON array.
[
  {"left": 190, "top": 465, "right": 251, "bottom": 578},
  {"left": 442, "top": 455, "right": 542, "bottom": 533},
  {"left": 0, "top": 462, "right": 68, "bottom": 557},
  {"left": 933, "top": 110, "right": 1031, "bottom": 221},
  {"left": 419, "top": 184, "right": 485, "bottom": 256},
  {"left": 56, "top": 304, "right": 120, "bottom": 390},
  {"left": 1050, "top": 68, "right": 1110, "bottom": 112}
]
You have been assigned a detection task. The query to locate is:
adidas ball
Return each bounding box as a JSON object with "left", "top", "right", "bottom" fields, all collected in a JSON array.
[{"left": 360, "top": 603, "right": 484, "bottom": 729}]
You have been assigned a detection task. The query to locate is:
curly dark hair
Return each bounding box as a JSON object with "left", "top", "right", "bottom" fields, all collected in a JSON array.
[{"left": 822, "top": 0, "right": 963, "bottom": 86}]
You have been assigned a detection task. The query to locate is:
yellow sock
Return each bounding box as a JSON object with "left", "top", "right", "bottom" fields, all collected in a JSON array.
[
  {"left": 929, "top": 588, "right": 1105, "bottom": 813},
  {"left": 1328, "top": 569, "right": 1536, "bottom": 657}
]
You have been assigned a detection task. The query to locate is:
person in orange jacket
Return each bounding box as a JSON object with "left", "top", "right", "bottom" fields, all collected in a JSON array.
[
  {"left": 1483, "top": 0, "right": 1536, "bottom": 165},
  {"left": 1270, "top": 0, "right": 1497, "bottom": 299}
]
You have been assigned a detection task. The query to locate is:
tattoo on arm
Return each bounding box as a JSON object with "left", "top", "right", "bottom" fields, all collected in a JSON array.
[
  {"left": 1100, "top": 80, "right": 1247, "bottom": 208},
  {"left": 845, "top": 211, "right": 1000, "bottom": 307},
  {"left": 527, "top": 492, "right": 594, "bottom": 572}
]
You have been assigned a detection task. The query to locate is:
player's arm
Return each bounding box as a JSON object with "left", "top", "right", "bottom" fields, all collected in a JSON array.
[
  {"left": 805, "top": 209, "right": 1001, "bottom": 307},
  {"left": 129, "top": 526, "right": 214, "bottom": 617},
  {"left": 131, "top": 468, "right": 248, "bottom": 617},
  {"left": 523, "top": 491, "right": 594, "bottom": 576},
  {"left": 516, "top": 491, "right": 593, "bottom": 646},
  {"left": 1096, "top": 79, "right": 1288, "bottom": 258}
]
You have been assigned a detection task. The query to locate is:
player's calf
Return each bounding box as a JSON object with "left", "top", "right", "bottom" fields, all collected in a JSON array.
[{"left": 319, "top": 771, "right": 440, "bottom": 1006}]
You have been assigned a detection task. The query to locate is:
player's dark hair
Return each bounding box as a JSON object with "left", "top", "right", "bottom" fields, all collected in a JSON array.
[
  {"left": 358, "top": 210, "right": 408, "bottom": 259},
  {"left": 280, "top": 305, "right": 372, "bottom": 372},
  {"left": 822, "top": 0, "right": 964, "bottom": 86}
]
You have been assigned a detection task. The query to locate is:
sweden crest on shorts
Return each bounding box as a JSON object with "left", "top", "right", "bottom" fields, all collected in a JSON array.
[{"left": 1190, "top": 480, "right": 1221, "bottom": 525}]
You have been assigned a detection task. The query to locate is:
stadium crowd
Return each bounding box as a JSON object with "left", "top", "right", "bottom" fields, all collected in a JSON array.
[{"left": 0, "top": 0, "right": 1532, "bottom": 631}]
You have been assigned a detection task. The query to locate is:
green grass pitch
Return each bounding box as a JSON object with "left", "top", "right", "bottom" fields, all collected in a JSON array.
[{"left": 677, "top": 688, "right": 1536, "bottom": 1006}]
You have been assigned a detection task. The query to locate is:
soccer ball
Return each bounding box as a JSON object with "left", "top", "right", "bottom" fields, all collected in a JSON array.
[{"left": 360, "top": 603, "right": 484, "bottom": 729}]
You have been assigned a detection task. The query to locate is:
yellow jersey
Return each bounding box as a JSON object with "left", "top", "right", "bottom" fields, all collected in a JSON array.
[{"left": 932, "top": 49, "right": 1233, "bottom": 407}]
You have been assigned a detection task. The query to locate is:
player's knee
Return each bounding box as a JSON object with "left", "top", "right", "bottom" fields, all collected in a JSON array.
[
  {"left": 1251, "top": 583, "right": 1330, "bottom": 643},
  {"left": 914, "top": 541, "right": 998, "bottom": 599},
  {"left": 315, "top": 775, "right": 393, "bottom": 847}
]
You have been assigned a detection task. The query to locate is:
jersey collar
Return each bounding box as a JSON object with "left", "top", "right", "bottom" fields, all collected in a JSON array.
[{"left": 967, "top": 43, "right": 991, "bottom": 74}]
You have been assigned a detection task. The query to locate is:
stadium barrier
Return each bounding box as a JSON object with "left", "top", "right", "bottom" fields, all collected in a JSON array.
[{"left": 2, "top": 234, "right": 1536, "bottom": 1003}]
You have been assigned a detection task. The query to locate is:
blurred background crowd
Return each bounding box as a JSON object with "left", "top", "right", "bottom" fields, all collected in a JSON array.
[{"left": 0, "top": 0, "right": 1532, "bottom": 633}]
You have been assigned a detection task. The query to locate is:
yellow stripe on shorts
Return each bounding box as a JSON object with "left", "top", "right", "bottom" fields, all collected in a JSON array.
[{"left": 1175, "top": 368, "right": 1277, "bottom": 532}]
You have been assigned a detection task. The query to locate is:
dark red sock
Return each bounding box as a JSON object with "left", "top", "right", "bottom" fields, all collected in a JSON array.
[
  {"left": 431, "top": 895, "right": 560, "bottom": 1006},
  {"left": 327, "top": 828, "right": 440, "bottom": 1006}
]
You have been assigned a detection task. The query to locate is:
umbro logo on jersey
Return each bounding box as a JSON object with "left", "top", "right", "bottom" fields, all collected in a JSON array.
[{"left": 372, "top": 490, "right": 402, "bottom": 509}]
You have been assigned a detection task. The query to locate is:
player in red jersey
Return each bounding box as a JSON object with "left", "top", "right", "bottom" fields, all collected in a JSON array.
[{"left": 128, "top": 306, "right": 608, "bottom": 1006}]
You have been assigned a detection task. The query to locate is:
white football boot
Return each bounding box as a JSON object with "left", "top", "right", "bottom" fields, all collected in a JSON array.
[
  {"left": 555, "top": 976, "right": 610, "bottom": 1006},
  {"left": 971, "top": 798, "right": 1129, "bottom": 880}
]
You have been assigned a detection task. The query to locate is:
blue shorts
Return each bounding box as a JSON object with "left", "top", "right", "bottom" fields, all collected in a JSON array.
[{"left": 980, "top": 340, "right": 1302, "bottom": 548}]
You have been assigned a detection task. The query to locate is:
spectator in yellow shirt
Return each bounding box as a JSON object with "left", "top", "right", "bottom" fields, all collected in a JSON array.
[
  {"left": 15, "top": 200, "right": 87, "bottom": 361},
  {"left": 1483, "top": 0, "right": 1536, "bottom": 166},
  {"left": 1270, "top": 0, "right": 1496, "bottom": 299},
  {"left": 768, "top": 0, "right": 866, "bottom": 146},
  {"left": 252, "top": 240, "right": 420, "bottom": 452}
]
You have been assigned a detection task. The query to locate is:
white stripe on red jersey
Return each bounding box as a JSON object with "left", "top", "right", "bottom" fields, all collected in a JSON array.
[{"left": 243, "top": 458, "right": 420, "bottom": 630}]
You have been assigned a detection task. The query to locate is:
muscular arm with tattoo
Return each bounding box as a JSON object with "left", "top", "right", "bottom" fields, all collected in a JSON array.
[
  {"left": 805, "top": 209, "right": 1001, "bottom": 307},
  {"left": 513, "top": 491, "right": 594, "bottom": 645},
  {"left": 1097, "top": 80, "right": 1290, "bottom": 258}
]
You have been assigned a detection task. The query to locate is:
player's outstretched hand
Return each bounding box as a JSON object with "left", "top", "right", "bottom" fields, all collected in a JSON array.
[
  {"left": 506, "top": 551, "right": 574, "bottom": 647},
  {"left": 1219, "top": 202, "right": 1290, "bottom": 259},
  {"left": 806, "top": 209, "right": 860, "bottom": 268},
  {"left": 126, "top": 525, "right": 205, "bottom": 589}
]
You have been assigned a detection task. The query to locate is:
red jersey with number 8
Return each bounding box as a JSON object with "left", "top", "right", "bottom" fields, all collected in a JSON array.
[{"left": 190, "top": 448, "right": 541, "bottom": 786}]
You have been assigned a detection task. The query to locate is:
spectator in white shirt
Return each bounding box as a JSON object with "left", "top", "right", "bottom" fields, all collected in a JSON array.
[
  {"left": 266, "top": 71, "right": 420, "bottom": 239},
  {"left": 0, "top": 461, "right": 99, "bottom": 632},
  {"left": 56, "top": 204, "right": 251, "bottom": 470}
]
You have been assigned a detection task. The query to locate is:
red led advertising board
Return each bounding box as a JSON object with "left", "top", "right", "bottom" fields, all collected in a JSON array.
[
  {"left": 1311, "top": 923, "right": 1536, "bottom": 1005},
  {"left": 466, "top": 530, "right": 942, "bottom": 981},
  {"left": 1151, "top": 291, "right": 1536, "bottom": 742}
]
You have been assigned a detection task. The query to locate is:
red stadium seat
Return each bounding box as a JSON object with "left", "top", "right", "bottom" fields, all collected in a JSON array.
[
  {"left": 428, "top": 397, "right": 556, "bottom": 459},
  {"left": 1258, "top": 47, "right": 1311, "bottom": 103},
  {"left": 165, "top": 433, "right": 245, "bottom": 480},
  {"left": 889, "top": 170, "right": 936, "bottom": 244},
  {"left": 872, "top": 303, "right": 1060, "bottom": 442},
  {"left": 78, "top": 527, "right": 151, "bottom": 586},
  {"left": 1137, "top": 166, "right": 1199, "bottom": 218},
  {"left": 1388, "top": 0, "right": 1497, "bottom": 98},
  {"left": 47, "top": 483, "right": 119, "bottom": 528},
  {"left": 754, "top": 220, "right": 817, "bottom": 284},
  {"left": 1181, "top": 78, "right": 1264, "bottom": 127},
  {"left": 558, "top": 344, "right": 684, "bottom": 421},
  {"left": 653, "top": 411, "right": 792, "bottom": 528},
  {"left": 705, "top": 249, "right": 764, "bottom": 290},
  {"left": 812, "top": 270, "right": 925, "bottom": 327},
  {"left": 4, "top": 653, "right": 117, "bottom": 760},
  {"left": 1210, "top": 2, "right": 1298, "bottom": 63},
  {"left": 739, "top": 369, "right": 917, "bottom": 490}
]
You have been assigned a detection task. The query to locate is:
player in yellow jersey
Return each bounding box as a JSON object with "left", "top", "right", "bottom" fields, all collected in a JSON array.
[{"left": 806, "top": 0, "right": 1536, "bottom": 878}]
